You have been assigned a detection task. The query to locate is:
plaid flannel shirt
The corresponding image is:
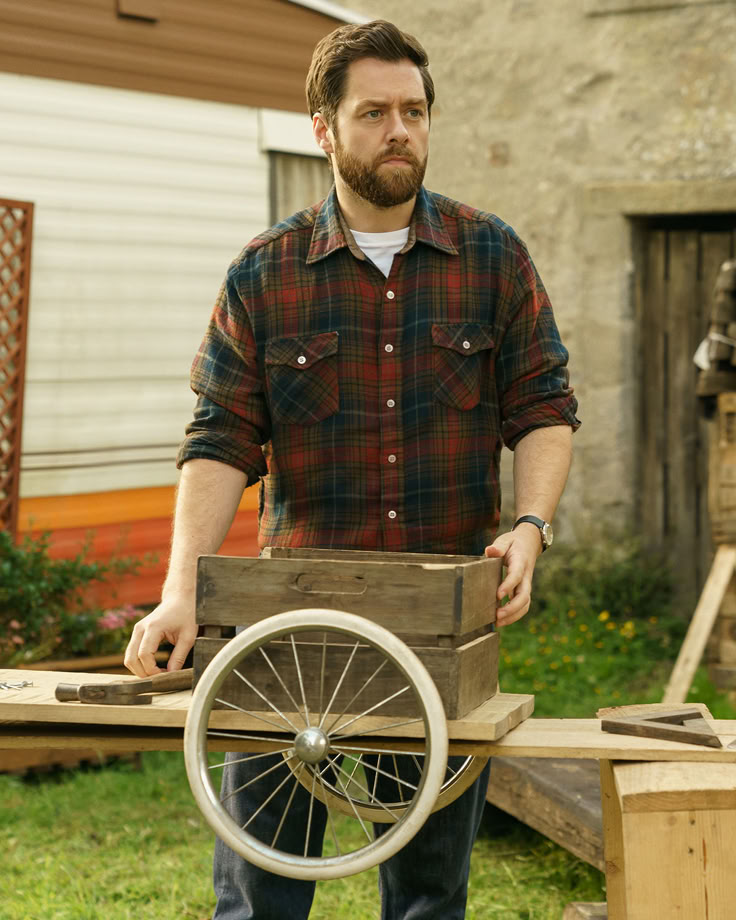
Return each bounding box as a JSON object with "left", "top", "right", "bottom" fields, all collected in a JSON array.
[{"left": 178, "top": 186, "right": 580, "bottom": 554}]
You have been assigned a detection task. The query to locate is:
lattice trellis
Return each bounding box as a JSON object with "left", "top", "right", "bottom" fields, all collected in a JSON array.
[{"left": 0, "top": 198, "right": 33, "bottom": 536}]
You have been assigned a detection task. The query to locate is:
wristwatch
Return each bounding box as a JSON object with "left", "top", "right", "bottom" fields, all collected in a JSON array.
[{"left": 513, "top": 515, "right": 553, "bottom": 552}]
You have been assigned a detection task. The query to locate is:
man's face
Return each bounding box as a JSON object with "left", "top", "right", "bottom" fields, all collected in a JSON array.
[{"left": 329, "top": 57, "right": 429, "bottom": 209}]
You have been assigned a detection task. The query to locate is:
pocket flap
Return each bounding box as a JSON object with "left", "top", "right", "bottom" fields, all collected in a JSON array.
[
  {"left": 265, "top": 331, "right": 339, "bottom": 369},
  {"left": 431, "top": 323, "right": 494, "bottom": 356}
]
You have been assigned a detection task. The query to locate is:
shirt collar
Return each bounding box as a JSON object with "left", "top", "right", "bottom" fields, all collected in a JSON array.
[{"left": 306, "top": 185, "right": 458, "bottom": 265}]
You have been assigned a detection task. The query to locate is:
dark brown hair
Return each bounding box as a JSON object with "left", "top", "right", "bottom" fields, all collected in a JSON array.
[{"left": 306, "top": 20, "right": 435, "bottom": 128}]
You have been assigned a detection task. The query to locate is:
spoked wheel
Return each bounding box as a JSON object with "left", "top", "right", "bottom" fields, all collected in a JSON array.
[
  {"left": 184, "top": 608, "right": 448, "bottom": 880},
  {"left": 290, "top": 751, "right": 489, "bottom": 822}
]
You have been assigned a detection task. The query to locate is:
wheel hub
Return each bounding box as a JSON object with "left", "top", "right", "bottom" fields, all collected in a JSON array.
[{"left": 293, "top": 727, "right": 330, "bottom": 764}]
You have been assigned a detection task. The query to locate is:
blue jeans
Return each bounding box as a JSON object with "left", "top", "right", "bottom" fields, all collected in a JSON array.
[{"left": 212, "top": 753, "right": 491, "bottom": 920}]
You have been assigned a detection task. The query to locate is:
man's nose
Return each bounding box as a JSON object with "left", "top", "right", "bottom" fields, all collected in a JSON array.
[{"left": 385, "top": 111, "right": 410, "bottom": 145}]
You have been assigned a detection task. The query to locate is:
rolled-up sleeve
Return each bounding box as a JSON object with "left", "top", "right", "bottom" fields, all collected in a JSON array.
[
  {"left": 497, "top": 244, "right": 580, "bottom": 450},
  {"left": 176, "top": 269, "right": 271, "bottom": 485}
]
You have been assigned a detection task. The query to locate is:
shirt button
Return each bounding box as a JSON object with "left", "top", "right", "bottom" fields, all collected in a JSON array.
[
  {"left": 297, "top": 355, "right": 307, "bottom": 364},
  {"left": 386, "top": 399, "right": 395, "bottom": 408},
  {"left": 386, "top": 290, "right": 395, "bottom": 300},
  {"left": 462, "top": 340, "right": 471, "bottom": 350},
  {"left": 384, "top": 344, "right": 394, "bottom": 353},
  {"left": 388, "top": 454, "right": 397, "bottom": 463},
  {"left": 387, "top": 510, "right": 397, "bottom": 520}
]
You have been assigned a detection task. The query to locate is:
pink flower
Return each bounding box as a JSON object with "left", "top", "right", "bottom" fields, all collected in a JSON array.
[
  {"left": 12, "top": 635, "right": 24, "bottom": 645},
  {"left": 9, "top": 619, "right": 22, "bottom": 630}
]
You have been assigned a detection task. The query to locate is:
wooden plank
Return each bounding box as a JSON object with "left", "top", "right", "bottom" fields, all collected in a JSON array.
[
  {"left": 615, "top": 761, "right": 736, "bottom": 813},
  {"left": 600, "top": 759, "right": 627, "bottom": 920},
  {"left": 666, "top": 231, "right": 701, "bottom": 611},
  {"left": 196, "top": 553, "right": 500, "bottom": 635},
  {"left": 638, "top": 229, "right": 667, "bottom": 555},
  {"left": 486, "top": 757, "right": 604, "bottom": 870},
  {"left": 621, "top": 801, "right": 736, "bottom": 918},
  {"left": 662, "top": 544, "right": 736, "bottom": 703},
  {"left": 563, "top": 905, "right": 607, "bottom": 920}
]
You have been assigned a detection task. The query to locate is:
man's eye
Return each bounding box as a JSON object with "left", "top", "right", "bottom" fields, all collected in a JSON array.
[
  {"left": 408, "top": 109, "right": 424, "bottom": 118},
  {"left": 365, "top": 110, "right": 381, "bottom": 119}
]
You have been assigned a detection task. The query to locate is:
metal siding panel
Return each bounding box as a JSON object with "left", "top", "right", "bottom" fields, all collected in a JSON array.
[{"left": 0, "top": 73, "right": 269, "bottom": 495}]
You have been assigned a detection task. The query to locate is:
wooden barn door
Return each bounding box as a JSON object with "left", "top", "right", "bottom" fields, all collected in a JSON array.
[
  {"left": 637, "top": 217, "right": 736, "bottom": 613},
  {"left": 0, "top": 198, "right": 33, "bottom": 536}
]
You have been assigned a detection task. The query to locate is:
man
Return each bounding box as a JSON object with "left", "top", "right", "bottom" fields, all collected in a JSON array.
[{"left": 125, "top": 18, "right": 579, "bottom": 919}]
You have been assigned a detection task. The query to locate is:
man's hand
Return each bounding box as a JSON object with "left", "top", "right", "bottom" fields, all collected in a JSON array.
[
  {"left": 124, "top": 596, "right": 197, "bottom": 678},
  {"left": 484, "top": 522, "right": 542, "bottom": 628}
]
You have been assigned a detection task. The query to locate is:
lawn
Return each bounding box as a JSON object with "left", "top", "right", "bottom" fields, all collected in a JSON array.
[{"left": 0, "top": 751, "right": 605, "bottom": 920}]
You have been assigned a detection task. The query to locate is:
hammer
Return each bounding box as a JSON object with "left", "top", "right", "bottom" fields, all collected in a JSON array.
[{"left": 55, "top": 668, "right": 194, "bottom": 705}]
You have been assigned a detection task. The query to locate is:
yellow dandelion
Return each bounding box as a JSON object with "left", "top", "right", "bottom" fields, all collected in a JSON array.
[
  {"left": 538, "top": 635, "right": 546, "bottom": 644},
  {"left": 562, "top": 655, "right": 572, "bottom": 663},
  {"left": 579, "top": 623, "right": 588, "bottom": 632},
  {"left": 524, "top": 658, "right": 534, "bottom": 667},
  {"left": 598, "top": 610, "right": 610, "bottom": 622},
  {"left": 568, "top": 609, "right": 577, "bottom": 619},
  {"left": 560, "top": 635, "right": 568, "bottom": 644},
  {"left": 594, "top": 641, "right": 604, "bottom": 649},
  {"left": 606, "top": 622, "right": 616, "bottom": 631},
  {"left": 649, "top": 616, "right": 658, "bottom": 624},
  {"left": 550, "top": 661, "right": 559, "bottom": 670},
  {"left": 575, "top": 637, "right": 584, "bottom": 646}
]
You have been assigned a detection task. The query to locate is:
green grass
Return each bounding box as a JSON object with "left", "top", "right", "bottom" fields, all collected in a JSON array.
[{"left": 0, "top": 751, "right": 604, "bottom": 920}]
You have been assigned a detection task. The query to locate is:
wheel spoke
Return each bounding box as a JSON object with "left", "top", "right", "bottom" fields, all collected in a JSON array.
[
  {"left": 271, "top": 763, "right": 305, "bottom": 848},
  {"left": 333, "top": 761, "right": 373, "bottom": 842},
  {"left": 242, "top": 766, "right": 297, "bottom": 831},
  {"left": 318, "top": 640, "right": 361, "bottom": 730},
  {"left": 357, "top": 756, "right": 418, "bottom": 794},
  {"left": 207, "top": 729, "right": 298, "bottom": 744},
  {"left": 317, "top": 769, "right": 342, "bottom": 856},
  {"left": 208, "top": 747, "right": 294, "bottom": 770},
  {"left": 330, "top": 717, "right": 423, "bottom": 742},
  {"left": 232, "top": 668, "right": 302, "bottom": 733},
  {"left": 326, "top": 755, "right": 401, "bottom": 821},
  {"left": 322, "top": 658, "right": 389, "bottom": 735},
  {"left": 258, "top": 645, "right": 309, "bottom": 727},
  {"left": 214, "top": 697, "right": 296, "bottom": 734},
  {"left": 392, "top": 754, "right": 405, "bottom": 803},
  {"left": 318, "top": 632, "right": 327, "bottom": 725},
  {"left": 221, "top": 756, "right": 290, "bottom": 805},
  {"left": 332, "top": 743, "right": 425, "bottom": 758},
  {"left": 289, "top": 634, "right": 311, "bottom": 726},
  {"left": 327, "top": 685, "right": 411, "bottom": 736},
  {"left": 303, "top": 768, "right": 318, "bottom": 858}
]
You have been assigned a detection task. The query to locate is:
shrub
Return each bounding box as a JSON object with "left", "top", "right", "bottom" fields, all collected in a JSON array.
[
  {"left": 499, "top": 535, "right": 687, "bottom": 716},
  {"left": 0, "top": 530, "right": 142, "bottom": 665}
]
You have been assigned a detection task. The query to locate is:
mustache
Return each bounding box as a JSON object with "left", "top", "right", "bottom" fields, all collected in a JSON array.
[{"left": 376, "top": 146, "right": 421, "bottom": 166}]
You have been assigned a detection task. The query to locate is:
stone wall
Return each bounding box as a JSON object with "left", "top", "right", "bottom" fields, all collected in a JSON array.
[{"left": 346, "top": 0, "right": 736, "bottom": 542}]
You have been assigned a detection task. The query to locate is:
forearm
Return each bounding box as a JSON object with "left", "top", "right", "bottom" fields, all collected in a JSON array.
[
  {"left": 513, "top": 425, "right": 573, "bottom": 522},
  {"left": 162, "top": 458, "right": 247, "bottom": 600}
]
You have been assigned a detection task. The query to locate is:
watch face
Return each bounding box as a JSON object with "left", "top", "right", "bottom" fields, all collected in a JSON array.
[{"left": 541, "top": 522, "right": 553, "bottom": 548}]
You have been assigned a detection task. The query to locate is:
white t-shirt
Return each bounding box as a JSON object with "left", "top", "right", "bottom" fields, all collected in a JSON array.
[{"left": 351, "top": 227, "right": 410, "bottom": 278}]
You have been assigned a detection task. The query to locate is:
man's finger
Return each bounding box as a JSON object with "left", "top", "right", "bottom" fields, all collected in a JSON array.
[
  {"left": 167, "top": 634, "right": 195, "bottom": 672},
  {"left": 124, "top": 625, "right": 147, "bottom": 678}
]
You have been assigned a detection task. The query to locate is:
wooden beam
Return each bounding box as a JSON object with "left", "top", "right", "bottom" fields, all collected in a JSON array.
[{"left": 663, "top": 544, "right": 736, "bottom": 704}]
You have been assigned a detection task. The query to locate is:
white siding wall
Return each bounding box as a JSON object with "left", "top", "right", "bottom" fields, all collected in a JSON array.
[{"left": 0, "top": 73, "right": 270, "bottom": 496}]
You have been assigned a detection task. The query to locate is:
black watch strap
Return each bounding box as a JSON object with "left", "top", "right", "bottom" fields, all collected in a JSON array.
[{"left": 513, "top": 515, "right": 551, "bottom": 551}]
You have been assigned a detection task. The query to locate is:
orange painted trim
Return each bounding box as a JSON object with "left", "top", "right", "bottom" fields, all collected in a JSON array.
[{"left": 18, "top": 484, "right": 260, "bottom": 533}]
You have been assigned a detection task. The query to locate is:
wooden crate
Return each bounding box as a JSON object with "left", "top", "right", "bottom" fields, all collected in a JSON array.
[{"left": 194, "top": 548, "right": 501, "bottom": 720}]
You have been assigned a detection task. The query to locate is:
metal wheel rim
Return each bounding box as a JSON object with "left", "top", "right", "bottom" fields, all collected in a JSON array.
[{"left": 184, "top": 608, "right": 449, "bottom": 880}]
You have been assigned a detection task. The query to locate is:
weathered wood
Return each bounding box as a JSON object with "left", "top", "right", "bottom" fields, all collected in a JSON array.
[
  {"left": 562, "top": 905, "right": 607, "bottom": 920},
  {"left": 662, "top": 544, "right": 736, "bottom": 703},
  {"left": 486, "top": 757, "right": 604, "bottom": 870},
  {"left": 600, "top": 714, "right": 722, "bottom": 748},
  {"left": 196, "top": 551, "right": 500, "bottom": 636},
  {"left": 193, "top": 632, "right": 499, "bottom": 720},
  {"left": 708, "top": 663, "right": 736, "bottom": 689}
]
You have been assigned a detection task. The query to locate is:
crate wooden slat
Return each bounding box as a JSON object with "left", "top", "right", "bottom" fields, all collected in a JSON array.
[{"left": 196, "top": 550, "right": 500, "bottom": 636}]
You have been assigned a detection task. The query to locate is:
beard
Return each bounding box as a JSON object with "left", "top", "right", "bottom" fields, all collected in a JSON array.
[{"left": 333, "top": 136, "right": 427, "bottom": 209}]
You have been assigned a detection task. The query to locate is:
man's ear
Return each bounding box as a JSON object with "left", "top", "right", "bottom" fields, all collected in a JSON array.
[{"left": 312, "top": 112, "right": 335, "bottom": 155}]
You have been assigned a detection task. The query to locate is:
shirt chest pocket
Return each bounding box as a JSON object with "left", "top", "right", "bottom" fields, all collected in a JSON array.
[
  {"left": 265, "top": 331, "right": 339, "bottom": 425},
  {"left": 432, "top": 323, "right": 495, "bottom": 411}
]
